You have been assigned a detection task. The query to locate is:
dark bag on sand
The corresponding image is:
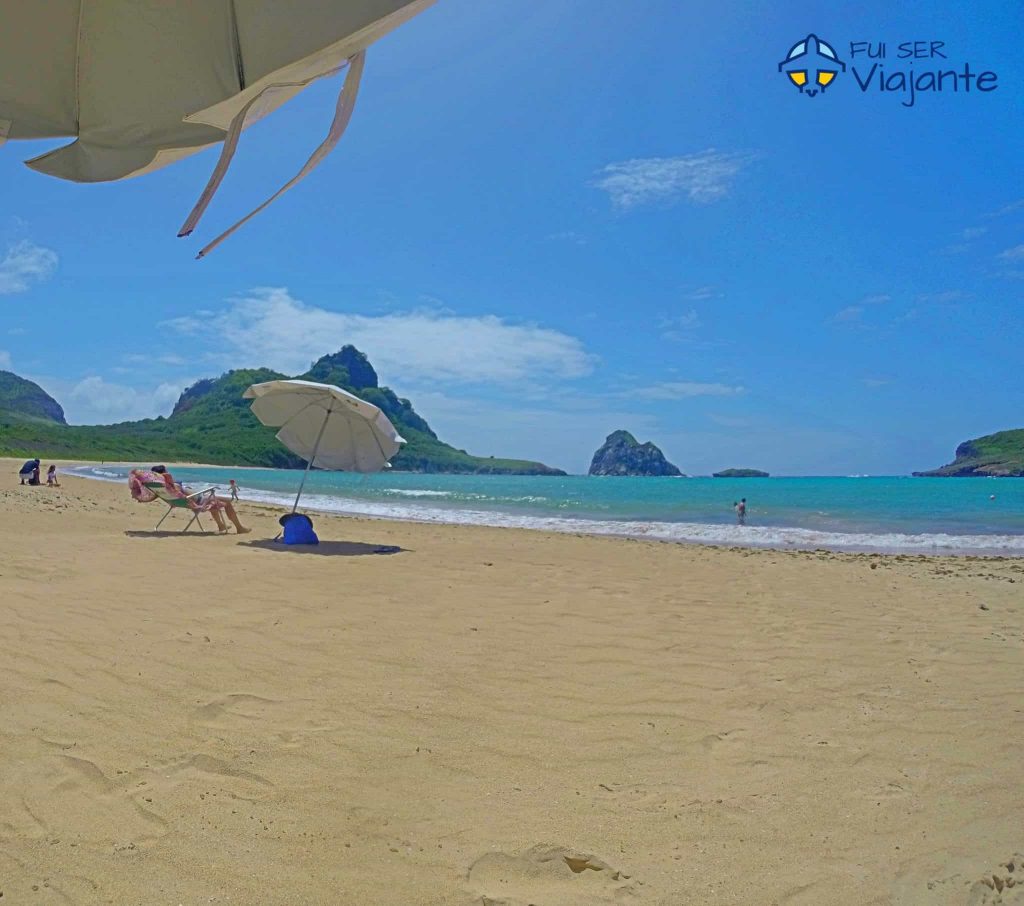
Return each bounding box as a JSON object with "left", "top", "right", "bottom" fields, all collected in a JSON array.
[{"left": 279, "top": 513, "right": 319, "bottom": 545}]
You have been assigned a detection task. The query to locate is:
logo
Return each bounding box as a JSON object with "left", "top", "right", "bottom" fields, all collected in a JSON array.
[{"left": 778, "top": 34, "right": 845, "bottom": 97}]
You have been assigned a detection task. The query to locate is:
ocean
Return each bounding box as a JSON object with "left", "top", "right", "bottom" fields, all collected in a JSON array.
[{"left": 72, "top": 465, "right": 1024, "bottom": 556}]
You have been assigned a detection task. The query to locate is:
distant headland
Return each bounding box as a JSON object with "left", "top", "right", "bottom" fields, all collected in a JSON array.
[{"left": 913, "top": 428, "right": 1024, "bottom": 477}]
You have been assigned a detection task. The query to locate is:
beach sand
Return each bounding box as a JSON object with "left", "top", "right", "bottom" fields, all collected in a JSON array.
[{"left": 1, "top": 462, "right": 1022, "bottom": 905}]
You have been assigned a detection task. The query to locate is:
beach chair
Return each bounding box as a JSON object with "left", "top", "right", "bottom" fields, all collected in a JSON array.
[
  {"left": 151, "top": 484, "right": 221, "bottom": 532},
  {"left": 129, "top": 469, "right": 222, "bottom": 533}
]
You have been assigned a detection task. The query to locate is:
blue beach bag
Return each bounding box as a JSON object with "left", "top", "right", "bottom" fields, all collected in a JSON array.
[{"left": 279, "top": 513, "right": 319, "bottom": 545}]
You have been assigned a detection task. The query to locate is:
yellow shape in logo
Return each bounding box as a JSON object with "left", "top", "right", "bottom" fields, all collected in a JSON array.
[
  {"left": 817, "top": 70, "right": 836, "bottom": 86},
  {"left": 788, "top": 70, "right": 807, "bottom": 87}
]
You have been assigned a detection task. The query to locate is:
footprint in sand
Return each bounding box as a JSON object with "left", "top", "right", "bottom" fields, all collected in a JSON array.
[
  {"left": 191, "top": 692, "right": 333, "bottom": 748},
  {"left": 191, "top": 692, "right": 285, "bottom": 730},
  {"left": 914, "top": 852, "right": 1024, "bottom": 905},
  {"left": 462, "top": 844, "right": 637, "bottom": 905},
  {"left": 965, "top": 853, "right": 1024, "bottom": 905},
  {"left": 0, "top": 753, "right": 166, "bottom": 848}
]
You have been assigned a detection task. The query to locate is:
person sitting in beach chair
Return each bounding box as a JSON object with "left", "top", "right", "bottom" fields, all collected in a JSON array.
[{"left": 128, "top": 466, "right": 250, "bottom": 534}]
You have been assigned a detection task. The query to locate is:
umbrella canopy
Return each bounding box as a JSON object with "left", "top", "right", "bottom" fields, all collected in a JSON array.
[
  {"left": 0, "top": 0, "right": 434, "bottom": 254},
  {"left": 244, "top": 379, "right": 405, "bottom": 511}
]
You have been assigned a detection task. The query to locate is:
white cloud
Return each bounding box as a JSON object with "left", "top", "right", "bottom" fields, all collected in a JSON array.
[
  {"left": 962, "top": 226, "right": 987, "bottom": 240},
  {"left": 0, "top": 240, "right": 58, "bottom": 294},
  {"left": 165, "top": 287, "right": 597, "bottom": 386},
  {"left": 0, "top": 349, "right": 11, "bottom": 369},
  {"left": 708, "top": 414, "right": 751, "bottom": 428},
  {"left": 685, "top": 286, "right": 721, "bottom": 301},
  {"left": 594, "top": 150, "right": 756, "bottom": 208},
  {"left": 124, "top": 353, "right": 189, "bottom": 367},
  {"left": 859, "top": 293, "right": 891, "bottom": 305},
  {"left": 626, "top": 381, "right": 745, "bottom": 400},
  {"left": 862, "top": 377, "right": 891, "bottom": 388},
  {"left": 915, "top": 290, "right": 967, "bottom": 304},
  {"left": 998, "top": 244, "right": 1024, "bottom": 261},
  {"left": 985, "top": 199, "right": 1024, "bottom": 218},
  {"left": 833, "top": 305, "right": 863, "bottom": 322},
  {"left": 8, "top": 327, "right": 27, "bottom": 336},
  {"left": 546, "top": 230, "right": 587, "bottom": 245},
  {"left": 660, "top": 309, "right": 701, "bottom": 341},
  {"left": 65, "top": 376, "right": 187, "bottom": 425}
]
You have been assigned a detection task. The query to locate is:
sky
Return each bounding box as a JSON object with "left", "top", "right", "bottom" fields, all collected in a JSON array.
[{"left": 2, "top": 0, "right": 1022, "bottom": 475}]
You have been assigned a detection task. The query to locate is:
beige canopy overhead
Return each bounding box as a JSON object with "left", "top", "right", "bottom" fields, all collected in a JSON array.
[{"left": 0, "top": 0, "right": 435, "bottom": 255}]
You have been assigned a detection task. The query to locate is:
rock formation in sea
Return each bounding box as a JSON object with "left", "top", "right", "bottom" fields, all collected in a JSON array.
[
  {"left": 712, "top": 468, "right": 769, "bottom": 478},
  {"left": 588, "top": 430, "right": 683, "bottom": 477}
]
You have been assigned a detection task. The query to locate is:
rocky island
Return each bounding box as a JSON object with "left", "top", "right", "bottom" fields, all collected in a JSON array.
[
  {"left": 713, "top": 468, "right": 769, "bottom": 478},
  {"left": 913, "top": 428, "right": 1024, "bottom": 477},
  {"left": 588, "top": 430, "right": 683, "bottom": 477}
]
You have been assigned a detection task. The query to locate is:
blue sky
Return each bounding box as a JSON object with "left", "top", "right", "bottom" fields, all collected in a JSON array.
[{"left": 2, "top": 0, "right": 1021, "bottom": 475}]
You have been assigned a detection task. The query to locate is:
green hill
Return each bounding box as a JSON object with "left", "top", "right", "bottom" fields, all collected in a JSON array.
[
  {"left": 913, "top": 428, "right": 1024, "bottom": 477},
  {"left": 0, "top": 370, "right": 66, "bottom": 424},
  {"left": 0, "top": 348, "right": 565, "bottom": 475}
]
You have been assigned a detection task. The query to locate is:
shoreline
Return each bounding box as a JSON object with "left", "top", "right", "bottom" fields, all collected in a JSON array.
[{"left": 62, "top": 462, "right": 1024, "bottom": 559}]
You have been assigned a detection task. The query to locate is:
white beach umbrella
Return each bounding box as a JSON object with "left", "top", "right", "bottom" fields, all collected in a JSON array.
[
  {"left": 0, "top": 0, "right": 435, "bottom": 255},
  {"left": 243, "top": 379, "right": 405, "bottom": 512}
]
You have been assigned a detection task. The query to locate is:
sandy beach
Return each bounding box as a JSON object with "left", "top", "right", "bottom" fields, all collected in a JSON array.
[{"left": 1, "top": 462, "right": 1022, "bottom": 905}]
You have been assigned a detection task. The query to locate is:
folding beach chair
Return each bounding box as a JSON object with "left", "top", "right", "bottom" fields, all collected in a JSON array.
[
  {"left": 128, "top": 469, "right": 221, "bottom": 533},
  {"left": 149, "top": 483, "right": 220, "bottom": 532}
]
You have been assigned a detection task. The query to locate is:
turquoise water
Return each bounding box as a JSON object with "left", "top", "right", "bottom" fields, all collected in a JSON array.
[{"left": 75, "top": 466, "right": 1024, "bottom": 555}]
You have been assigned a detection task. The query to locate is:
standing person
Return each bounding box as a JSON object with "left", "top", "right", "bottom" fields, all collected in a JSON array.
[
  {"left": 46, "top": 465, "right": 60, "bottom": 487},
  {"left": 734, "top": 498, "right": 747, "bottom": 525},
  {"left": 229, "top": 478, "right": 240, "bottom": 501}
]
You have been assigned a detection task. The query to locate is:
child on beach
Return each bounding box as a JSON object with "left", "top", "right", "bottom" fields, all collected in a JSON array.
[
  {"left": 46, "top": 465, "right": 60, "bottom": 487},
  {"left": 229, "top": 478, "right": 240, "bottom": 501}
]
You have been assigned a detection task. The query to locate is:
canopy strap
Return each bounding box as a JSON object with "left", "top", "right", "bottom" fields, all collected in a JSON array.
[{"left": 180, "top": 50, "right": 365, "bottom": 258}]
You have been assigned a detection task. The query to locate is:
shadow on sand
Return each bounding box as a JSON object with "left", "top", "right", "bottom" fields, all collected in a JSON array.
[
  {"left": 239, "top": 539, "right": 406, "bottom": 557},
  {"left": 124, "top": 530, "right": 228, "bottom": 540}
]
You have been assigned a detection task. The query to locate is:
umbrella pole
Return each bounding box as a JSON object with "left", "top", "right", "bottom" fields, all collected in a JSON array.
[{"left": 292, "top": 405, "right": 332, "bottom": 513}]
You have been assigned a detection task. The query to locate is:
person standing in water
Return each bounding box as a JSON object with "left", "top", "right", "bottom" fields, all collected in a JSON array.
[
  {"left": 229, "top": 478, "right": 240, "bottom": 501},
  {"left": 734, "top": 498, "right": 747, "bottom": 525}
]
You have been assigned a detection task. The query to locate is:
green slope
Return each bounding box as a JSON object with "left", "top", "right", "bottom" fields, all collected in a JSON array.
[
  {"left": 0, "top": 349, "right": 565, "bottom": 475},
  {"left": 0, "top": 370, "right": 67, "bottom": 424},
  {"left": 913, "top": 428, "right": 1024, "bottom": 477}
]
